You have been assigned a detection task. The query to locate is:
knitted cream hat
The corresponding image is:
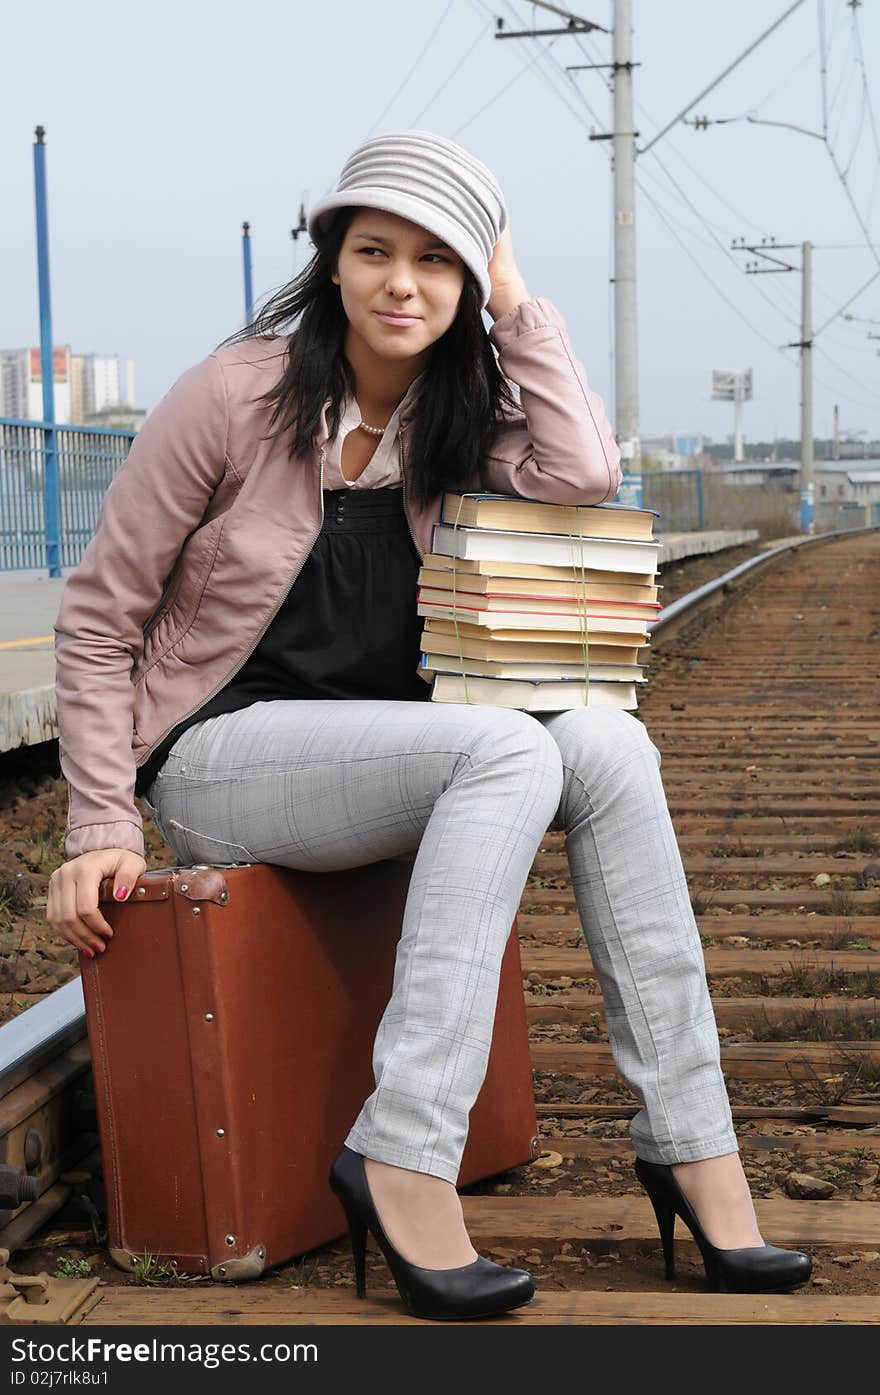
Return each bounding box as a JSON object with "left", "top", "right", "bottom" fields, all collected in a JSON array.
[{"left": 308, "top": 129, "right": 508, "bottom": 308}]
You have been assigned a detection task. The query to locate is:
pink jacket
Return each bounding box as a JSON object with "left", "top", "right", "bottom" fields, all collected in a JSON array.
[{"left": 54, "top": 296, "right": 622, "bottom": 859}]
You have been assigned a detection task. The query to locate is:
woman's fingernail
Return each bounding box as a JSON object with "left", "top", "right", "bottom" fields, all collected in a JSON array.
[{"left": 114, "top": 886, "right": 129, "bottom": 900}]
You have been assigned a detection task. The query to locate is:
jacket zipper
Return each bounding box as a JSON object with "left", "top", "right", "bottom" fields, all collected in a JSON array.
[{"left": 136, "top": 445, "right": 327, "bottom": 769}]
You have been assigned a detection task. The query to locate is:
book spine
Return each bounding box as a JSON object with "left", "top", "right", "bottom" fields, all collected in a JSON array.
[
  {"left": 419, "top": 585, "right": 660, "bottom": 611},
  {"left": 418, "top": 598, "right": 652, "bottom": 625},
  {"left": 433, "top": 524, "right": 659, "bottom": 572}
]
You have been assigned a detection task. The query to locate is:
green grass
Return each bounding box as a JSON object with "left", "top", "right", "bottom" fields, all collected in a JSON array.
[
  {"left": 128, "top": 1251, "right": 205, "bottom": 1286},
  {"left": 0, "top": 873, "right": 31, "bottom": 915},
  {"left": 285, "top": 1256, "right": 321, "bottom": 1289},
  {"left": 690, "top": 891, "right": 717, "bottom": 916},
  {"left": 828, "top": 889, "right": 858, "bottom": 917},
  {"left": 837, "top": 828, "right": 877, "bottom": 854},
  {"left": 746, "top": 1010, "right": 880, "bottom": 1042},
  {"left": 786, "top": 1047, "right": 880, "bottom": 1104},
  {"left": 744, "top": 964, "right": 880, "bottom": 998},
  {"left": 708, "top": 842, "right": 765, "bottom": 859}
]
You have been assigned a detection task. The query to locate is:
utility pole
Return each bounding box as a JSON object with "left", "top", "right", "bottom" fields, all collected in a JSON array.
[
  {"left": 495, "top": 1, "right": 639, "bottom": 479},
  {"left": 611, "top": 0, "right": 639, "bottom": 472},
  {"left": 505, "top": 0, "right": 812, "bottom": 497},
  {"left": 731, "top": 237, "right": 814, "bottom": 532},
  {"left": 799, "top": 240, "right": 813, "bottom": 530}
]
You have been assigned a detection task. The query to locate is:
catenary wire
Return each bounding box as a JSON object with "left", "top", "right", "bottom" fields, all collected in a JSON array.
[
  {"left": 410, "top": 12, "right": 496, "bottom": 126},
  {"left": 365, "top": 0, "right": 458, "bottom": 137},
  {"left": 454, "top": 4, "right": 878, "bottom": 424}
]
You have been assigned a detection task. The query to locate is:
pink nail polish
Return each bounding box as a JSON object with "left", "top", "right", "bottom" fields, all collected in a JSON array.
[{"left": 114, "top": 886, "right": 129, "bottom": 900}]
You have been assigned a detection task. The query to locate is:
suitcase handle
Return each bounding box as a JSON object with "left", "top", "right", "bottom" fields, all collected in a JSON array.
[{"left": 98, "top": 866, "right": 232, "bottom": 906}]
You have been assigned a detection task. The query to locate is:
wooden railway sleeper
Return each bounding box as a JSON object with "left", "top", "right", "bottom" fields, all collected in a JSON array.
[{"left": 0, "top": 1247, "right": 101, "bottom": 1325}]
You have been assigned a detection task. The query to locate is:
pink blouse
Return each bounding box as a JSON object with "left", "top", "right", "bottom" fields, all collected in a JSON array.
[{"left": 321, "top": 372, "right": 426, "bottom": 489}]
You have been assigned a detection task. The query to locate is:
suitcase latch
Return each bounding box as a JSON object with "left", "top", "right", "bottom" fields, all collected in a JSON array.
[{"left": 174, "top": 868, "right": 231, "bottom": 905}]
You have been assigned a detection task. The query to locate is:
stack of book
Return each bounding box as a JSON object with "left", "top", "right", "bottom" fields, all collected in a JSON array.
[{"left": 415, "top": 491, "right": 661, "bottom": 711}]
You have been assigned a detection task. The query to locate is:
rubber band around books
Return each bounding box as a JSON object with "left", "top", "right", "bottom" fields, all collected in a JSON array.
[{"left": 446, "top": 493, "right": 591, "bottom": 708}]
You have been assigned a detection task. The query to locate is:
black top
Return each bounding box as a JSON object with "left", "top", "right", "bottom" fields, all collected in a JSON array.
[{"left": 135, "top": 486, "right": 431, "bottom": 800}]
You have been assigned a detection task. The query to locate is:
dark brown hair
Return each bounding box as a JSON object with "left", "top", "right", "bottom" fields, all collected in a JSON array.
[{"left": 216, "top": 205, "right": 519, "bottom": 510}]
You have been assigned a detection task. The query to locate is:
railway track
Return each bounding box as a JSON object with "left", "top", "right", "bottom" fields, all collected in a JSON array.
[{"left": 1, "top": 525, "right": 879, "bottom": 1325}]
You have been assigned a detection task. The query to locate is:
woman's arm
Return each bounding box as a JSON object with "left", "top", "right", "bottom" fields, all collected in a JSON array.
[
  {"left": 481, "top": 225, "right": 622, "bottom": 506},
  {"left": 54, "top": 352, "right": 230, "bottom": 859}
]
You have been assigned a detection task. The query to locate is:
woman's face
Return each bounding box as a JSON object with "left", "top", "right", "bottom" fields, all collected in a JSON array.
[{"left": 332, "top": 208, "right": 466, "bottom": 366}]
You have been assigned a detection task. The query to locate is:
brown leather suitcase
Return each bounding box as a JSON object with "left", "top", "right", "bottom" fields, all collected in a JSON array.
[{"left": 81, "top": 857, "right": 540, "bottom": 1281}]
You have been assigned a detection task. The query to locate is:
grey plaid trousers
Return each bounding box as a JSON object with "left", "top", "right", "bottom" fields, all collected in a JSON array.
[{"left": 141, "top": 699, "right": 739, "bottom": 1183}]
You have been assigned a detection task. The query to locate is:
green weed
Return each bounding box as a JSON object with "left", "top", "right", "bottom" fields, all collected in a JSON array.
[
  {"left": 128, "top": 1251, "right": 204, "bottom": 1286},
  {"left": 837, "top": 828, "right": 877, "bottom": 854},
  {"left": 285, "top": 1256, "right": 320, "bottom": 1289},
  {"left": 747, "top": 1011, "right": 880, "bottom": 1042},
  {"left": 828, "top": 889, "right": 857, "bottom": 917},
  {"left": 53, "top": 1256, "right": 92, "bottom": 1279}
]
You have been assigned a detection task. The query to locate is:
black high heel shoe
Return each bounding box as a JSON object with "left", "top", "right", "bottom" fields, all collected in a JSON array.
[
  {"left": 328, "top": 1145, "right": 535, "bottom": 1321},
  {"left": 635, "top": 1157, "right": 813, "bottom": 1294}
]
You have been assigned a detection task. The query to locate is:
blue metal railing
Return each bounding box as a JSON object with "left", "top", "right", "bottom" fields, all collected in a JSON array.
[
  {"left": 0, "top": 417, "right": 135, "bottom": 571},
  {"left": 6, "top": 439, "right": 845, "bottom": 574}
]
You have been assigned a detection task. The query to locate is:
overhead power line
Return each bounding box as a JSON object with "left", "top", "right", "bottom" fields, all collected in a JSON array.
[
  {"left": 638, "top": 0, "right": 808, "bottom": 155},
  {"left": 816, "top": 0, "right": 880, "bottom": 278},
  {"left": 457, "top": 2, "right": 878, "bottom": 431},
  {"left": 636, "top": 181, "right": 797, "bottom": 358},
  {"left": 411, "top": 12, "right": 495, "bottom": 126},
  {"left": 366, "top": 0, "right": 457, "bottom": 138},
  {"left": 468, "top": 0, "right": 601, "bottom": 137}
]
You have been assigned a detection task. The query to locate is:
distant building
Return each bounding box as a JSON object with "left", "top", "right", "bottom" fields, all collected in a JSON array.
[
  {"left": 641, "top": 435, "right": 694, "bottom": 471},
  {"left": 712, "top": 462, "right": 798, "bottom": 489},
  {"left": 712, "top": 458, "right": 880, "bottom": 523},
  {"left": 82, "top": 404, "right": 145, "bottom": 432},
  {"left": 1, "top": 347, "right": 136, "bottom": 425},
  {"left": 846, "top": 469, "right": 880, "bottom": 507},
  {"left": 674, "top": 434, "right": 704, "bottom": 458},
  {"left": 0, "top": 345, "right": 71, "bottom": 421},
  {"left": 814, "top": 459, "right": 880, "bottom": 508},
  {"left": 70, "top": 353, "right": 136, "bottom": 423}
]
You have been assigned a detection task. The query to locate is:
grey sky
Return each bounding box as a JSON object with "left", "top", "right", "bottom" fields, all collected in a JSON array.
[{"left": 3, "top": 0, "right": 879, "bottom": 443}]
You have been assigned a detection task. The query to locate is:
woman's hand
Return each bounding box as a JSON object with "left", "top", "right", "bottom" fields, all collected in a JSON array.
[
  {"left": 486, "top": 225, "right": 531, "bottom": 322},
  {"left": 47, "top": 849, "right": 147, "bottom": 958}
]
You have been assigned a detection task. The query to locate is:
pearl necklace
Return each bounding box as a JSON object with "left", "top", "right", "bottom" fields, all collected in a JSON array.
[{"left": 356, "top": 418, "right": 386, "bottom": 437}]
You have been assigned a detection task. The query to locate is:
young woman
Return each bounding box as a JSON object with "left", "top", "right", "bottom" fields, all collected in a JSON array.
[{"left": 49, "top": 129, "right": 811, "bottom": 1321}]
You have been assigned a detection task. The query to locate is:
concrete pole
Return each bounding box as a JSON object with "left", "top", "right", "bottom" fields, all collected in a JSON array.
[
  {"left": 613, "top": 0, "right": 640, "bottom": 472},
  {"left": 734, "top": 386, "right": 744, "bottom": 463},
  {"left": 800, "top": 240, "right": 814, "bottom": 531},
  {"left": 832, "top": 403, "right": 839, "bottom": 460}
]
